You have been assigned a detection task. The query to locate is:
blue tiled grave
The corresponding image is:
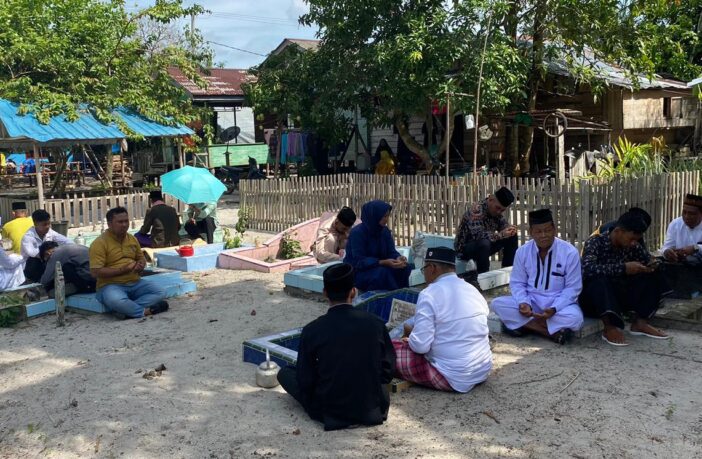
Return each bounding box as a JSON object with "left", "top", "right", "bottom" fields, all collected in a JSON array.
[
  {"left": 243, "top": 289, "right": 421, "bottom": 368},
  {"left": 22, "top": 268, "right": 196, "bottom": 317},
  {"left": 155, "top": 242, "right": 234, "bottom": 272}
]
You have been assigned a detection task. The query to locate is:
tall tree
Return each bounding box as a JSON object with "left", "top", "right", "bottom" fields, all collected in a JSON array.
[
  {"left": 0, "top": 0, "right": 211, "bottom": 127},
  {"left": 303, "top": 0, "right": 666, "bottom": 175}
]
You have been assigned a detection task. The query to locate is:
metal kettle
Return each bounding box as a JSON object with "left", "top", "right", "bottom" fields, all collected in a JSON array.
[{"left": 255, "top": 350, "right": 280, "bottom": 388}]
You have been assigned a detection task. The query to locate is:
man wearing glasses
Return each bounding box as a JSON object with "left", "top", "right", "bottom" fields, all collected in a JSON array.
[{"left": 393, "top": 246, "right": 492, "bottom": 392}]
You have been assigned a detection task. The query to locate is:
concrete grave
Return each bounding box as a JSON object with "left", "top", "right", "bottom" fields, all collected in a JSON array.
[
  {"left": 155, "top": 242, "right": 232, "bottom": 272},
  {"left": 219, "top": 218, "right": 321, "bottom": 273}
]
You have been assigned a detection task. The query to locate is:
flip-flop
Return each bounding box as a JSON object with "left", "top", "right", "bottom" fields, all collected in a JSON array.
[
  {"left": 601, "top": 333, "right": 629, "bottom": 347},
  {"left": 629, "top": 330, "right": 671, "bottom": 340}
]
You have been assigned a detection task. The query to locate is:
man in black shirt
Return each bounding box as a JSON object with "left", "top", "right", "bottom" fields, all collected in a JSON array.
[
  {"left": 136, "top": 191, "right": 180, "bottom": 248},
  {"left": 277, "top": 263, "right": 396, "bottom": 431}
]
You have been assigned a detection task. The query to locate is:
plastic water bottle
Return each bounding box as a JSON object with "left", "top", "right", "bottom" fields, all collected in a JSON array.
[{"left": 74, "top": 232, "right": 86, "bottom": 246}]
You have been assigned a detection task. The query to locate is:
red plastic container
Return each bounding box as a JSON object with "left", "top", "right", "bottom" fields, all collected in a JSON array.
[{"left": 176, "top": 245, "right": 194, "bottom": 257}]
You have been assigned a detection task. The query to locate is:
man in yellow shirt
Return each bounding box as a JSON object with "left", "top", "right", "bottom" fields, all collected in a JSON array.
[
  {"left": 2, "top": 202, "right": 33, "bottom": 254},
  {"left": 89, "top": 206, "right": 168, "bottom": 318}
]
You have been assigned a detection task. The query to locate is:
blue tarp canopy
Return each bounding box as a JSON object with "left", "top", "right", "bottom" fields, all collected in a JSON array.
[{"left": 0, "top": 99, "right": 193, "bottom": 148}]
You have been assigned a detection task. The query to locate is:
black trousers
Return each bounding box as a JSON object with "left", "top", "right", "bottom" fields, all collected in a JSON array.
[
  {"left": 184, "top": 217, "right": 216, "bottom": 244},
  {"left": 62, "top": 264, "right": 96, "bottom": 293},
  {"left": 460, "top": 235, "right": 518, "bottom": 274},
  {"left": 579, "top": 273, "right": 666, "bottom": 329},
  {"left": 24, "top": 257, "right": 45, "bottom": 283}
]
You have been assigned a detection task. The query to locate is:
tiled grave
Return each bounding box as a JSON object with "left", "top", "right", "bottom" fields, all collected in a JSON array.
[
  {"left": 242, "top": 289, "right": 421, "bottom": 368},
  {"left": 155, "top": 242, "right": 232, "bottom": 272},
  {"left": 219, "top": 218, "right": 321, "bottom": 273},
  {"left": 23, "top": 268, "right": 196, "bottom": 318}
]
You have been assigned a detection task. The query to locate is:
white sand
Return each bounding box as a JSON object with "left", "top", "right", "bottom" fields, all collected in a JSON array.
[{"left": 1, "top": 267, "right": 701, "bottom": 458}]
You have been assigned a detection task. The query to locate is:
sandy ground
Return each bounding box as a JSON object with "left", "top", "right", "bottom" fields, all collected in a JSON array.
[{"left": 1, "top": 265, "right": 702, "bottom": 459}]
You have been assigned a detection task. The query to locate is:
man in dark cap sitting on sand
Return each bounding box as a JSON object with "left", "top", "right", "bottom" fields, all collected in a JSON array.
[
  {"left": 454, "top": 186, "right": 518, "bottom": 274},
  {"left": 277, "top": 263, "right": 396, "bottom": 431}
]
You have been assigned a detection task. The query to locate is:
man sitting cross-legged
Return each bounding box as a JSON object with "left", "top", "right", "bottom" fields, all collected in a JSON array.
[
  {"left": 491, "top": 209, "right": 584, "bottom": 344},
  {"left": 579, "top": 210, "right": 670, "bottom": 346},
  {"left": 394, "top": 246, "right": 492, "bottom": 392},
  {"left": 277, "top": 263, "right": 396, "bottom": 431},
  {"left": 89, "top": 206, "right": 168, "bottom": 319}
]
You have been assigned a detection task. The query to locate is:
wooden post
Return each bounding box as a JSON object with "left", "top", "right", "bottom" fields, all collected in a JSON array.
[
  {"left": 177, "top": 138, "right": 184, "bottom": 169},
  {"left": 55, "top": 262, "right": 65, "bottom": 326},
  {"left": 445, "top": 95, "right": 450, "bottom": 180},
  {"left": 556, "top": 121, "right": 566, "bottom": 185},
  {"left": 33, "top": 144, "right": 45, "bottom": 209}
]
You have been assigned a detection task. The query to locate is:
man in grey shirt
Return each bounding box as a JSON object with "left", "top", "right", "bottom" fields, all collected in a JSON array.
[{"left": 40, "top": 242, "right": 96, "bottom": 297}]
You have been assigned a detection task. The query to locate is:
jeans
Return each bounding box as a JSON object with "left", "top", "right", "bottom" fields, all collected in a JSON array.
[{"left": 96, "top": 279, "right": 166, "bottom": 318}]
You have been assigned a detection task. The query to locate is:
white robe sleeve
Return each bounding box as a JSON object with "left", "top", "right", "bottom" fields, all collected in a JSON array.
[
  {"left": 509, "top": 247, "right": 531, "bottom": 306},
  {"left": 660, "top": 220, "right": 677, "bottom": 252},
  {"left": 52, "top": 230, "right": 73, "bottom": 246},
  {"left": 0, "top": 249, "right": 25, "bottom": 269},
  {"left": 551, "top": 248, "right": 582, "bottom": 312},
  {"left": 20, "top": 233, "right": 38, "bottom": 258},
  {"left": 408, "top": 294, "right": 436, "bottom": 355}
]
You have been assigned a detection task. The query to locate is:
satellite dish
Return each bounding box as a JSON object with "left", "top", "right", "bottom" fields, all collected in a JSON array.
[
  {"left": 478, "top": 125, "right": 493, "bottom": 141},
  {"left": 219, "top": 126, "right": 241, "bottom": 143}
]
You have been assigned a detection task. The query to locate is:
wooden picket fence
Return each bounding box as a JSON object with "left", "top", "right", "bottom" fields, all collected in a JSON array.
[
  {"left": 0, "top": 189, "right": 185, "bottom": 228},
  {"left": 240, "top": 171, "right": 700, "bottom": 250}
]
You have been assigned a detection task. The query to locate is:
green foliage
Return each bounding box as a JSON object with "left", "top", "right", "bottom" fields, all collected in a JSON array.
[
  {"left": 223, "top": 207, "right": 253, "bottom": 249},
  {"left": 279, "top": 232, "right": 306, "bottom": 260},
  {"left": 0, "top": 292, "right": 26, "bottom": 327},
  {"left": 0, "top": 0, "right": 212, "bottom": 129}
]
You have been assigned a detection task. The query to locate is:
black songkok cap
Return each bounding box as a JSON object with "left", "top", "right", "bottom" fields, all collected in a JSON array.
[
  {"left": 323, "top": 263, "right": 355, "bottom": 296},
  {"left": 425, "top": 246, "right": 456, "bottom": 266},
  {"left": 628, "top": 207, "right": 652, "bottom": 229},
  {"left": 615, "top": 211, "right": 647, "bottom": 234},
  {"left": 684, "top": 193, "right": 702, "bottom": 211},
  {"left": 337, "top": 206, "right": 357, "bottom": 227},
  {"left": 494, "top": 187, "right": 515, "bottom": 207},
  {"left": 11, "top": 202, "right": 26, "bottom": 210},
  {"left": 529, "top": 208, "right": 553, "bottom": 225},
  {"left": 149, "top": 190, "right": 163, "bottom": 201}
]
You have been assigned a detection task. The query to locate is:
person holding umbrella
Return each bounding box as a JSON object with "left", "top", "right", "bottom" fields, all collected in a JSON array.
[
  {"left": 183, "top": 202, "right": 218, "bottom": 244},
  {"left": 160, "top": 166, "right": 226, "bottom": 245}
]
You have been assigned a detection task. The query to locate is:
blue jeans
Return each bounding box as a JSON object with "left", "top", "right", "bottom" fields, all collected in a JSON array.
[{"left": 96, "top": 280, "right": 166, "bottom": 318}]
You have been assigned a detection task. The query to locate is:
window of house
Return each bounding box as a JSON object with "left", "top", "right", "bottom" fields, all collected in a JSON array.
[
  {"left": 671, "top": 97, "right": 682, "bottom": 118},
  {"left": 663, "top": 97, "right": 672, "bottom": 118}
]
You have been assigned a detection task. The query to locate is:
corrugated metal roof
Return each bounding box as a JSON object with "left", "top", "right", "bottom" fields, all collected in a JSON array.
[
  {"left": 115, "top": 108, "right": 193, "bottom": 137},
  {"left": 0, "top": 99, "right": 193, "bottom": 147},
  {"left": 168, "top": 67, "right": 253, "bottom": 97},
  {"left": 0, "top": 99, "right": 124, "bottom": 147},
  {"left": 545, "top": 48, "right": 689, "bottom": 90}
]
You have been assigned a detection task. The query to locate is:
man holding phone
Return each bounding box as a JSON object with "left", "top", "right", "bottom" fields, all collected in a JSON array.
[
  {"left": 579, "top": 211, "right": 670, "bottom": 346},
  {"left": 89, "top": 206, "right": 168, "bottom": 319}
]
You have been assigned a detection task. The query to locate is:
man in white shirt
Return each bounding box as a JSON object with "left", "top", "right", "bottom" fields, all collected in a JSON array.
[
  {"left": 21, "top": 209, "right": 72, "bottom": 282},
  {"left": 393, "top": 246, "right": 492, "bottom": 392},
  {"left": 491, "top": 209, "right": 584, "bottom": 344},
  {"left": 662, "top": 193, "right": 702, "bottom": 266}
]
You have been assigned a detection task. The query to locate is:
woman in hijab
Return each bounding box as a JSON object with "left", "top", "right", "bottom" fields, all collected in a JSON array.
[{"left": 344, "top": 200, "right": 412, "bottom": 291}]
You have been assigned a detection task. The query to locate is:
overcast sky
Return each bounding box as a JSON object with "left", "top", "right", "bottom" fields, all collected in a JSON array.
[{"left": 132, "top": 0, "right": 319, "bottom": 69}]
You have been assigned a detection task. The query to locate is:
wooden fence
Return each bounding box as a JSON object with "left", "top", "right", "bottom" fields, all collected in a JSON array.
[
  {"left": 240, "top": 171, "right": 700, "bottom": 250},
  {"left": 0, "top": 189, "right": 185, "bottom": 229}
]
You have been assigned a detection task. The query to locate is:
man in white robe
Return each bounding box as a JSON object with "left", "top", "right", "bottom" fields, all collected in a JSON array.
[
  {"left": 491, "top": 209, "right": 583, "bottom": 344},
  {"left": 0, "top": 244, "right": 25, "bottom": 291},
  {"left": 661, "top": 193, "right": 702, "bottom": 266}
]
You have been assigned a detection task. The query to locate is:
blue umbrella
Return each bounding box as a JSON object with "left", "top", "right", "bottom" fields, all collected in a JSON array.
[{"left": 161, "top": 166, "right": 226, "bottom": 204}]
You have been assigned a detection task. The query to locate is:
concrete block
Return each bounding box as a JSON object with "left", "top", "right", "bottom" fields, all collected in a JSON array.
[
  {"left": 487, "top": 312, "right": 502, "bottom": 334},
  {"left": 67, "top": 293, "right": 107, "bottom": 313},
  {"left": 478, "top": 268, "right": 512, "bottom": 290},
  {"left": 156, "top": 243, "right": 227, "bottom": 272},
  {"left": 25, "top": 299, "right": 55, "bottom": 317}
]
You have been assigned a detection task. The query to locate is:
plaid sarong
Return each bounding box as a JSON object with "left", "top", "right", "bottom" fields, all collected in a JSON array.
[{"left": 392, "top": 340, "right": 453, "bottom": 391}]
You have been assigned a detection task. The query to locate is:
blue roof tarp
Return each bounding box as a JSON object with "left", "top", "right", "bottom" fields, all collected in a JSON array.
[{"left": 0, "top": 99, "right": 193, "bottom": 148}]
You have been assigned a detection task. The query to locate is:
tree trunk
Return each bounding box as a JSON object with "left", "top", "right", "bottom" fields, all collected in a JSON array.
[
  {"left": 515, "top": 0, "right": 547, "bottom": 177},
  {"left": 394, "top": 118, "right": 432, "bottom": 169},
  {"left": 105, "top": 149, "right": 114, "bottom": 188},
  {"left": 49, "top": 150, "right": 68, "bottom": 195}
]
